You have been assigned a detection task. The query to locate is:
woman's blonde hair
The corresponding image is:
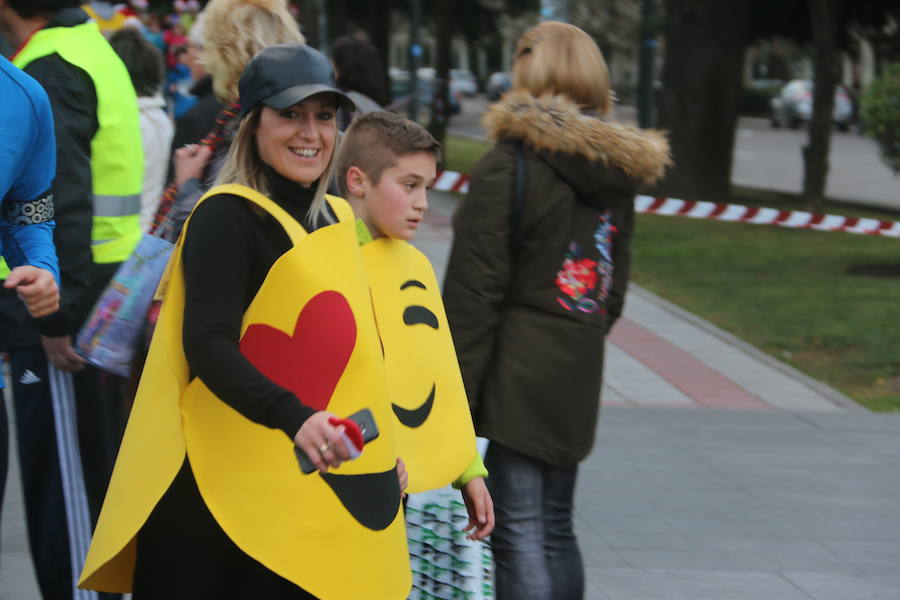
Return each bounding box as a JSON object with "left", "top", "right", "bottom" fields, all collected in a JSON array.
[
  {"left": 201, "top": 0, "right": 304, "bottom": 103},
  {"left": 512, "top": 21, "right": 611, "bottom": 114},
  {"left": 214, "top": 105, "right": 339, "bottom": 225}
]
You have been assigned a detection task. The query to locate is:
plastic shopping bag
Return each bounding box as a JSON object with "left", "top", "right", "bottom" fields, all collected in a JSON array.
[{"left": 76, "top": 233, "right": 174, "bottom": 376}]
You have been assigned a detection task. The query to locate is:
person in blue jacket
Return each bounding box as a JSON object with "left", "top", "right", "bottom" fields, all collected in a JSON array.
[
  {"left": 0, "top": 54, "right": 60, "bottom": 374},
  {"left": 0, "top": 52, "right": 60, "bottom": 565}
]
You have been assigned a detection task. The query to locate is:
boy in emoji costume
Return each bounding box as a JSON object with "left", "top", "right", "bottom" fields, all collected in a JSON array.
[
  {"left": 336, "top": 112, "right": 494, "bottom": 540},
  {"left": 80, "top": 44, "right": 411, "bottom": 599}
]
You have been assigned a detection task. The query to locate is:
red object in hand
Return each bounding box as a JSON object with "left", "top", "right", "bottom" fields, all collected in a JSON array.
[{"left": 328, "top": 417, "right": 364, "bottom": 452}]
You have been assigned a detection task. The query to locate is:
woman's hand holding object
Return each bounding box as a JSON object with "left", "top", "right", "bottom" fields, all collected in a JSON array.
[{"left": 294, "top": 411, "right": 351, "bottom": 474}]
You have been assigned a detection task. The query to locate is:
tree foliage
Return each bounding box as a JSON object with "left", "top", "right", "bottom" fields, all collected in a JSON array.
[{"left": 861, "top": 62, "right": 900, "bottom": 173}]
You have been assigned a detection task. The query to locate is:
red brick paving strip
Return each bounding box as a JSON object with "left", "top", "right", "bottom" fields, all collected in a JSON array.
[{"left": 609, "top": 318, "right": 775, "bottom": 410}]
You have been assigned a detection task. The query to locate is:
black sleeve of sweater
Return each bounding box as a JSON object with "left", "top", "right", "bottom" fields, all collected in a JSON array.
[
  {"left": 181, "top": 196, "right": 314, "bottom": 439},
  {"left": 25, "top": 54, "right": 98, "bottom": 337}
]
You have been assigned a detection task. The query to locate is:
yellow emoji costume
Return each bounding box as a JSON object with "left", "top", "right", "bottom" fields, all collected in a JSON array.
[
  {"left": 362, "top": 238, "right": 477, "bottom": 493},
  {"left": 80, "top": 185, "right": 411, "bottom": 599}
]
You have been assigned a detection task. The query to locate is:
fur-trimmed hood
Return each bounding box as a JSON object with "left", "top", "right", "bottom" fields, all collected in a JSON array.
[{"left": 483, "top": 91, "right": 671, "bottom": 189}]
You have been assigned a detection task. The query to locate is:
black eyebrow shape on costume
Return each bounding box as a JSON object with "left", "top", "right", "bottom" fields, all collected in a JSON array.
[
  {"left": 400, "top": 280, "right": 427, "bottom": 290},
  {"left": 403, "top": 306, "right": 439, "bottom": 329}
]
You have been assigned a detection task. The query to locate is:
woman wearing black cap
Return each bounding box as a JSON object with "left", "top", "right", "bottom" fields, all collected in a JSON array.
[{"left": 80, "top": 43, "right": 411, "bottom": 599}]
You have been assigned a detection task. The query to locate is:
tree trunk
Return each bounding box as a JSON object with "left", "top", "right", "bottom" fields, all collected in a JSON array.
[
  {"left": 802, "top": 0, "right": 839, "bottom": 212},
  {"left": 427, "top": 0, "right": 454, "bottom": 147},
  {"left": 658, "top": 0, "right": 750, "bottom": 200}
]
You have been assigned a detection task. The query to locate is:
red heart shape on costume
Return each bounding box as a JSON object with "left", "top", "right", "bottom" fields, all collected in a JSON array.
[{"left": 239, "top": 290, "right": 357, "bottom": 411}]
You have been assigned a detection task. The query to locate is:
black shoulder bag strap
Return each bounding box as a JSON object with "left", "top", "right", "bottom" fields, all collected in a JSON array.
[{"left": 510, "top": 142, "right": 527, "bottom": 249}]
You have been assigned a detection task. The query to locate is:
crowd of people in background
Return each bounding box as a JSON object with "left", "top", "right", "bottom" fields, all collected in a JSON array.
[
  {"left": 80, "top": 1, "right": 301, "bottom": 117},
  {"left": 84, "top": 1, "right": 204, "bottom": 103}
]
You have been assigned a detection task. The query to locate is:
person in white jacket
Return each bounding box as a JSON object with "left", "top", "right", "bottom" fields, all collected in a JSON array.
[{"left": 110, "top": 27, "right": 175, "bottom": 232}]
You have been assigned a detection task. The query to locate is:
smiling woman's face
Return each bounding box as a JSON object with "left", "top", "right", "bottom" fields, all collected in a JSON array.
[{"left": 255, "top": 94, "right": 337, "bottom": 187}]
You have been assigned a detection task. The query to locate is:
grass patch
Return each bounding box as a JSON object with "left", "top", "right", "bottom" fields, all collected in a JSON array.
[
  {"left": 632, "top": 214, "right": 900, "bottom": 411},
  {"left": 443, "top": 135, "right": 491, "bottom": 176},
  {"left": 442, "top": 135, "right": 900, "bottom": 411}
]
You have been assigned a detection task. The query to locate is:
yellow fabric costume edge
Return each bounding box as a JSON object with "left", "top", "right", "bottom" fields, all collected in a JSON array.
[{"left": 360, "top": 238, "right": 477, "bottom": 493}]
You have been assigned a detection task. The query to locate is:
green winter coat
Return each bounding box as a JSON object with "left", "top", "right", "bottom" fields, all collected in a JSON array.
[{"left": 443, "top": 91, "right": 671, "bottom": 466}]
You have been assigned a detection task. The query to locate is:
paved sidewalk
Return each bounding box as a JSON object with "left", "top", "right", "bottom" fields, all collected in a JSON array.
[
  {"left": 3, "top": 191, "right": 898, "bottom": 600},
  {"left": 1, "top": 389, "right": 41, "bottom": 599},
  {"left": 604, "top": 287, "right": 859, "bottom": 413},
  {"left": 575, "top": 407, "right": 900, "bottom": 600}
]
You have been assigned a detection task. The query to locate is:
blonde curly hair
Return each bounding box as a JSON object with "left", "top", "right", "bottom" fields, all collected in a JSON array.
[{"left": 201, "top": 0, "right": 304, "bottom": 103}]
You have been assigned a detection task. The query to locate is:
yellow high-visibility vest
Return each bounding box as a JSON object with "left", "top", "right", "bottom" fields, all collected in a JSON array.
[{"left": 10, "top": 21, "right": 143, "bottom": 271}]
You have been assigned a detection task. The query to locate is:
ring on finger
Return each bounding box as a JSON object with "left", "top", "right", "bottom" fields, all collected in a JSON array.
[{"left": 319, "top": 442, "right": 329, "bottom": 454}]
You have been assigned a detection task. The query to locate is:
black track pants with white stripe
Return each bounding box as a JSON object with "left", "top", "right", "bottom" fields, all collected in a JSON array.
[{"left": 7, "top": 347, "right": 123, "bottom": 600}]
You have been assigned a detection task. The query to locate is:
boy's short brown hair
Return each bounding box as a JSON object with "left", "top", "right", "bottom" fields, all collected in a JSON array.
[{"left": 336, "top": 111, "right": 442, "bottom": 197}]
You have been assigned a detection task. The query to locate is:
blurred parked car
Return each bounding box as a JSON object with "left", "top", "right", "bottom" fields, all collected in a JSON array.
[
  {"left": 486, "top": 71, "right": 512, "bottom": 101},
  {"left": 389, "top": 67, "right": 461, "bottom": 114},
  {"left": 770, "top": 79, "right": 853, "bottom": 131},
  {"left": 450, "top": 69, "right": 478, "bottom": 96}
]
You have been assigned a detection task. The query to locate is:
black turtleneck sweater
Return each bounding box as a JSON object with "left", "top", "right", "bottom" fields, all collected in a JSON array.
[{"left": 181, "top": 166, "right": 336, "bottom": 439}]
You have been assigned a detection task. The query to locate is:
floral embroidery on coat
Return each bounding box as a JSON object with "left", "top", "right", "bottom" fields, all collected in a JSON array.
[{"left": 555, "top": 210, "right": 617, "bottom": 313}]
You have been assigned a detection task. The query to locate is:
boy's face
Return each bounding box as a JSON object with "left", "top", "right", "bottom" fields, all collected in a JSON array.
[{"left": 363, "top": 152, "right": 436, "bottom": 241}]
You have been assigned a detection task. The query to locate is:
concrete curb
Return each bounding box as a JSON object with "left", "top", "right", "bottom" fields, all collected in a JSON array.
[{"left": 629, "top": 283, "right": 867, "bottom": 412}]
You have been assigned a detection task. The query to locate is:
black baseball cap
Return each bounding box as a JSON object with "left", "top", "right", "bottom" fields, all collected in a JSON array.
[{"left": 238, "top": 43, "right": 354, "bottom": 119}]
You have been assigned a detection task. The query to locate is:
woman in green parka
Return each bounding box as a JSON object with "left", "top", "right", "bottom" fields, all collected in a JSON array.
[{"left": 442, "top": 21, "right": 671, "bottom": 600}]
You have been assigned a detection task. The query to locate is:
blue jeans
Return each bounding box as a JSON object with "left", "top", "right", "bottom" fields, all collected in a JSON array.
[{"left": 485, "top": 441, "right": 584, "bottom": 600}]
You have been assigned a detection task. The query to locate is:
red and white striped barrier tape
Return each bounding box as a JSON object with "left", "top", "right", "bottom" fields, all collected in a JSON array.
[
  {"left": 634, "top": 195, "right": 900, "bottom": 238},
  {"left": 432, "top": 170, "right": 900, "bottom": 238},
  {"left": 433, "top": 170, "right": 471, "bottom": 194}
]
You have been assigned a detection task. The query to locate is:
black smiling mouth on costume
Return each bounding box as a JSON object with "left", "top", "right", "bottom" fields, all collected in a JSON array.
[
  {"left": 392, "top": 383, "right": 435, "bottom": 428},
  {"left": 320, "top": 467, "right": 401, "bottom": 530},
  {"left": 392, "top": 280, "right": 440, "bottom": 429}
]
